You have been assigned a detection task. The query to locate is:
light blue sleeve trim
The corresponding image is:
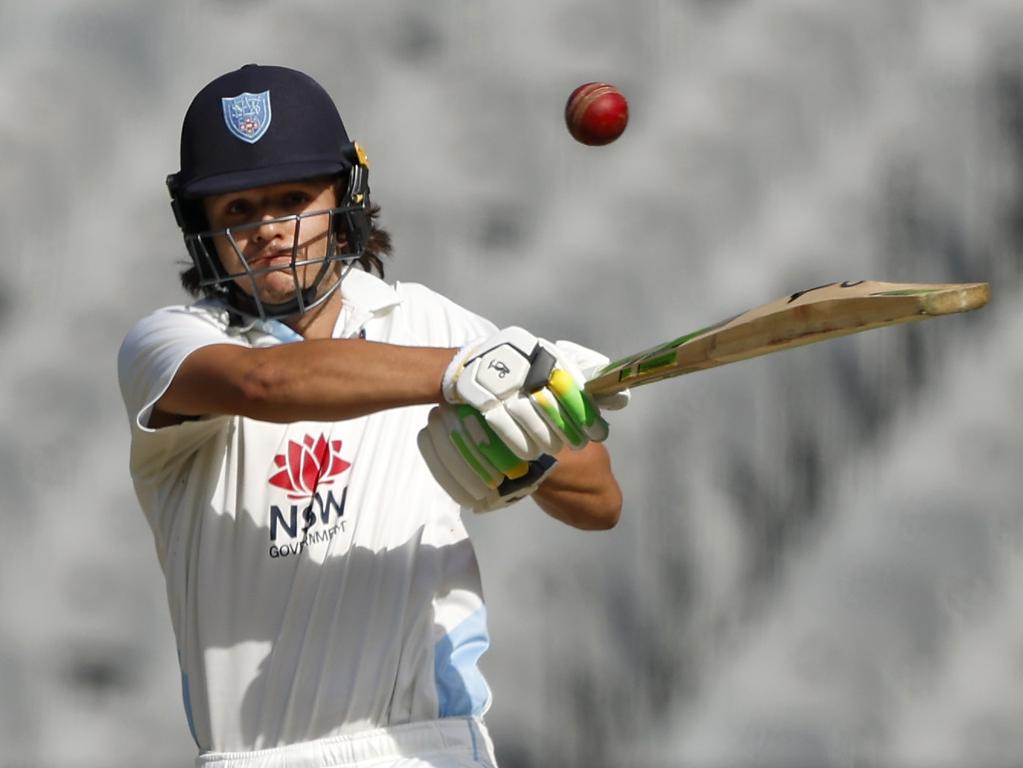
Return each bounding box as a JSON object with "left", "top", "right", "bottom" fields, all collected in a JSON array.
[
  {"left": 251, "top": 318, "right": 305, "bottom": 344},
  {"left": 434, "top": 607, "right": 492, "bottom": 718}
]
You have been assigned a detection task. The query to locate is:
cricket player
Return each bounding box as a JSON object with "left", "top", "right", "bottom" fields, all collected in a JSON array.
[{"left": 117, "top": 64, "right": 625, "bottom": 768}]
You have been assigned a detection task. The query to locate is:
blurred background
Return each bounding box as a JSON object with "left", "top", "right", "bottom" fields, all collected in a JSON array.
[{"left": 1, "top": 1, "right": 1022, "bottom": 766}]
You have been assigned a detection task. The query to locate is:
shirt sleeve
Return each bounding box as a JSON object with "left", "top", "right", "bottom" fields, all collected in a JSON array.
[{"left": 117, "top": 305, "right": 247, "bottom": 477}]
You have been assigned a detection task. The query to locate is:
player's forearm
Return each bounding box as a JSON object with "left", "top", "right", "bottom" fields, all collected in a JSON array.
[
  {"left": 239, "top": 339, "right": 455, "bottom": 421},
  {"left": 162, "top": 339, "right": 454, "bottom": 422},
  {"left": 533, "top": 443, "right": 622, "bottom": 530}
]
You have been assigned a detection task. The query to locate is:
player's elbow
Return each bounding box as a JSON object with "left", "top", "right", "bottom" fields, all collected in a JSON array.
[
  {"left": 563, "top": 484, "right": 623, "bottom": 531},
  {"left": 582, "top": 462, "right": 624, "bottom": 530},
  {"left": 589, "top": 485, "right": 623, "bottom": 530}
]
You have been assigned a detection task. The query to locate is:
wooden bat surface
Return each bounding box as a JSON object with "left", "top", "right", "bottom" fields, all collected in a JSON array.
[{"left": 584, "top": 280, "right": 990, "bottom": 397}]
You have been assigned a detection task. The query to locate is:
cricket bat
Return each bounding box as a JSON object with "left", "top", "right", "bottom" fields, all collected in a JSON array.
[{"left": 584, "top": 280, "right": 990, "bottom": 397}]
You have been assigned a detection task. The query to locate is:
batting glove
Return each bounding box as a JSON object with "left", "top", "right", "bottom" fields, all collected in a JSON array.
[
  {"left": 418, "top": 327, "right": 629, "bottom": 512},
  {"left": 418, "top": 403, "right": 559, "bottom": 512},
  {"left": 442, "top": 326, "right": 616, "bottom": 457}
]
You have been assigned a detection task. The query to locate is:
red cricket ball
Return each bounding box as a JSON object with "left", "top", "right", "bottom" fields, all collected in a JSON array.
[{"left": 564, "top": 82, "right": 629, "bottom": 146}]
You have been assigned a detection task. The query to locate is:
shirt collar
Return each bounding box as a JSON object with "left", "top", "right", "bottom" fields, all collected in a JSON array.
[
  {"left": 331, "top": 268, "right": 402, "bottom": 339},
  {"left": 198, "top": 269, "right": 403, "bottom": 346}
]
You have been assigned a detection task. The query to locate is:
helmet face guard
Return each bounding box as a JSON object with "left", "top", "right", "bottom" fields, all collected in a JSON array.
[
  {"left": 185, "top": 202, "right": 360, "bottom": 321},
  {"left": 177, "top": 159, "right": 372, "bottom": 321}
]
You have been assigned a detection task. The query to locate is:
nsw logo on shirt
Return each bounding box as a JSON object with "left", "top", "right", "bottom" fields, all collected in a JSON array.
[{"left": 267, "top": 433, "right": 352, "bottom": 559}]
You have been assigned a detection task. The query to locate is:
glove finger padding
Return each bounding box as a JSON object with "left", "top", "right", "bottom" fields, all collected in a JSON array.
[
  {"left": 418, "top": 404, "right": 558, "bottom": 512},
  {"left": 480, "top": 401, "right": 542, "bottom": 461},
  {"left": 554, "top": 339, "right": 631, "bottom": 411},
  {"left": 453, "top": 404, "right": 533, "bottom": 479},
  {"left": 526, "top": 342, "right": 610, "bottom": 445},
  {"left": 421, "top": 407, "right": 497, "bottom": 497},
  {"left": 501, "top": 394, "right": 563, "bottom": 458}
]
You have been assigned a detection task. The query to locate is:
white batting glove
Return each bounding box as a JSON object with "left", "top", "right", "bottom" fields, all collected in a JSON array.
[
  {"left": 417, "top": 404, "right": 559, "bottom": 512},
  {"left": 442, "top": 327, "right": 613, "bottom": 459},
  {"left": 418, "top": 327, "right": 627, "bottom": 512}
]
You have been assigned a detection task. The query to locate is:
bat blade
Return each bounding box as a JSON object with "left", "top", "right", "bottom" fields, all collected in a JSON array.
[{"left": 584, "top": 280, "right": 990, "bottom": 397}]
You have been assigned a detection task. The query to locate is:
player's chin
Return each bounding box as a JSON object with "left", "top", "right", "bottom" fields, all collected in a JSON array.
[{"left": 256, "top": 272, "right": 306, "bottom": 300}]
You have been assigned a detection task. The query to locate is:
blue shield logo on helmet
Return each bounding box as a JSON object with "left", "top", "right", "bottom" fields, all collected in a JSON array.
[{"left": 221, "top": 91, "right": 272, "bottom": 144}]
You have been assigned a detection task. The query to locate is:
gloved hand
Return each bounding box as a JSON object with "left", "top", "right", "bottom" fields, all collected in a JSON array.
[
  {"left": 442, "top": 327, "right": 612, "bottom": 456},
  {"left": 417, "top": 404, "right": 559, "bottom": 512},
  {"left": 418, "top": 327, "right": 629, "bottom": 512}
]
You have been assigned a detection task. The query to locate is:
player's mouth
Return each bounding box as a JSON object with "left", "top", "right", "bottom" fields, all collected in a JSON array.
[{"left": 248, "top": 250, "right": 298, "bottom": 270}]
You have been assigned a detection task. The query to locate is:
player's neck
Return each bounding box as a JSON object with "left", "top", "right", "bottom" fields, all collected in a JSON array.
[{"left": 284, "top": 288, "right": 343, "bottom": 340}]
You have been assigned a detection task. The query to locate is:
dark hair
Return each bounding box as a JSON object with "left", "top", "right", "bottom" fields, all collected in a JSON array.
[{"left": 178, "top": 202, "right": 392, "bottom": 298}]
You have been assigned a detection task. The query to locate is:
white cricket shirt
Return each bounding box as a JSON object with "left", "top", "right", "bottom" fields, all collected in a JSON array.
[{"left": 117, "top": 270, "right": 498, "bottom": 753}]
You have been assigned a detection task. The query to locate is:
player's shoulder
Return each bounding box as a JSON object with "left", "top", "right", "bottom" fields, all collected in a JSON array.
[
  {"left": 124, "top": 299, "right": 233, "bottom": 337},
  {"left": 118, "top": 299, "right": 235, "bottom": 363}
]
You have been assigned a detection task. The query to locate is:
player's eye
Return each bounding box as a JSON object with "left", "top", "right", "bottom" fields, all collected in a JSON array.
[
  {"left": 283, "top": 191, "right": 312, "bottom": 208},
  {"left": 224, "top": 199, "right": 254, "bottom": 218}
]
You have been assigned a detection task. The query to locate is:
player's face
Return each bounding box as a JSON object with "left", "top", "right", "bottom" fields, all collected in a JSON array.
[{"left": 202, "top": 179, "right": 339, "bottom": 304}]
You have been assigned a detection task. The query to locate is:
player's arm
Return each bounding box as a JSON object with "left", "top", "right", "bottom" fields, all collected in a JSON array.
[
  {"left": 532, "top": 442, "right": 621, "bottom": 530},
  {"left": 152, "top": 339, "right": 454, "bottom": 426}
]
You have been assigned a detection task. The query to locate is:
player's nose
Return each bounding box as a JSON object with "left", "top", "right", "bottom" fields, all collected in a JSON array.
[{"left": 252, "top": 213, "right": 287, "bottom": 243}]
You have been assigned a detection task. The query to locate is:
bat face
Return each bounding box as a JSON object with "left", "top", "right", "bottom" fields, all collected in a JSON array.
[{"left": 584, "top": 281, "right": 990, "bottom": 397}]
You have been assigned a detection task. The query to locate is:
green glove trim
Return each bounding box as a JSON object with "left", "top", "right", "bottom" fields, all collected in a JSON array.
[
  {"left": 450, "top": 431, "right": 500, "bottom": 489},
  {"left": 455, "top": 405, "right": 529, "bottom": 476},
  {"left": 548, "top": 369, "right": 600, "bottom": 427},
  {"left": 531, "top": 389, "right": 585, "bottom": 447}
]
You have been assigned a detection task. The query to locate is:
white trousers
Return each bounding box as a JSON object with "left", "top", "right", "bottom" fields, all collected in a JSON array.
[{"left": 196, "top": 717, "right": 498, "bottom": 768}]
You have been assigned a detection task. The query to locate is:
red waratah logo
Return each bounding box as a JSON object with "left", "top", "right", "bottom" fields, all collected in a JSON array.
[{"left": 270, "top": 434, "right": 351, "bottom": 499}]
